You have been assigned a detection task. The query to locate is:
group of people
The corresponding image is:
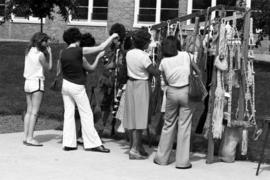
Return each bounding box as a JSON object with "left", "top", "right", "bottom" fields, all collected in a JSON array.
[{"left": 22, "top": 23, "right": 200, "bottom": 169}]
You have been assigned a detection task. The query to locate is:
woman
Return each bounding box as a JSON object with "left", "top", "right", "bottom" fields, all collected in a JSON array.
[
  {"left": 124, "top": 28, "right": 160, "bottom": 159},
  {"left": 154, "top": 36, "right": 199, "bottom": 169},
  {"left": 74, "top": 32, "right": 99, "bottom": 144},
  {"left": 60, "top": 27, "right": 118, "bottom": 152},
  {"left": 23, "top": 32, "right": 52, "bottom": 146}
]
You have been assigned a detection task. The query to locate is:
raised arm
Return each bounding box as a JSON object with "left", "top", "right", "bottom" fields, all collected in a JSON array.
[
  {"left": 82, "top": 51, "right": 105, "bottom": 72},
  {"left": 82, "top": 33, "right": 119, "bottom": 55},
  {"left": 39, "top": 47, "right": 53, "bottom": 71}
]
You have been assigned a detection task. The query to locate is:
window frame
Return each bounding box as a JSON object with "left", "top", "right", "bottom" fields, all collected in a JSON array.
[
  {"left": 133, "top": 0, "right": 179, "bottom": 28},
  {"left": 11, "top": 14, "right": 45, "bottom": 24},
  {"left": 187, "top": 0, "right": 251, "bottom": 24},
  {"left": 68, "top": 0, "right": 108, "bottom": 27},
  {"left": 0, "top": 0, "right": 5, "bottom": 21}
]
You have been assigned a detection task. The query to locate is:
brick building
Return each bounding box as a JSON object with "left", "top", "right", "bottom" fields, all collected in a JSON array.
[{"left": 0, "top": 0, "right": 251, "bottom": 43}]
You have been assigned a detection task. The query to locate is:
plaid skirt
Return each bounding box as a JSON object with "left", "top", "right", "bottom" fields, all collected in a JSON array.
[{"left": 123, "top": 79, "right": 150, "bottom": 130}]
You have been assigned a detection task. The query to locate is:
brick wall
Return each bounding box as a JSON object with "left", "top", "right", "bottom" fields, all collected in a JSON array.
[
  {"left": 107, "top": 0, "right": 135, "bottom": 31},
  {"left": 0, "top": 0, "right": 189, "bottom": 42},
  {"left": 0, "top": 16, "right": 108, "bottom": 44}
]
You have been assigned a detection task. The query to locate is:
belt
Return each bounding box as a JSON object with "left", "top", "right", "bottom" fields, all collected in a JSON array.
[
  {"left": 128, "top": 77, "right": 138, "bottom": 81},
  {"left": 169, "top": 84, "right": 189, "bottom": 88}
]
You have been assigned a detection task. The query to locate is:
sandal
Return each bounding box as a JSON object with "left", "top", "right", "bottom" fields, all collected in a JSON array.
[
  {"left": 129, "top": 150, "right": 147, "bottom": 160},
  {"left": 23, "top": 139, "right": 43, "bottom": 147}
]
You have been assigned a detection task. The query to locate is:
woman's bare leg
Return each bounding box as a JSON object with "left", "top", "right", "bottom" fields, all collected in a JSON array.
[
  {"left": 27, "top": 91, "right": 43, "bottom": 144},
  {"left": 24, "top": 94, "right": 32, "bottom": 141}
]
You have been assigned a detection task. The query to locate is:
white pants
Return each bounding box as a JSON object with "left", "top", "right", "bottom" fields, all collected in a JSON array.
[{"left": 62, "top": 79, "right": 102, "bottom": 149}]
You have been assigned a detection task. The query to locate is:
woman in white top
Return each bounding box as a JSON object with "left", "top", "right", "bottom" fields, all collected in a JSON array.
[
  {"left": 124, "top": 29, "right": 160, "bottom": 160},
  {"left": 23, "top": 32, "right": 53, "bottom": 146},
  {"left": 154, "top": 36, "right": 200, "bottom": 169}
]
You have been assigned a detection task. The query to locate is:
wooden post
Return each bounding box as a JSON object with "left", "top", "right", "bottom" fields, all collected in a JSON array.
[
  {"left": 192, "top": 17, "right": 200, "bottom": 53},
  {"left": 206, "top": 6, "right": 226, "bottom": 164},
  {"left": 40, "top": 18, "right": 43, "bottom": 33},
  {"left": 238, "top": 10, "right": 250, "bottom": 122}
]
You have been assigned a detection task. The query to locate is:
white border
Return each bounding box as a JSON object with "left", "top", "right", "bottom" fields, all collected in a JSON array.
[{"left": 11, "top": 14, "right": 45, "bottom": 24}]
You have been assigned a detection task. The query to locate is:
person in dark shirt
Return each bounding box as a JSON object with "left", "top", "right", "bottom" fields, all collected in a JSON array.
[
  {"left": 60, "top": 27, "right": 118, "bottom": 152},
  {"left": 75, "top": 32, "right": 97, "bottom": 144}
]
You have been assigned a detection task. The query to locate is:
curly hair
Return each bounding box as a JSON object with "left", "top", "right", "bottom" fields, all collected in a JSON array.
[
  {"left": 132, "top": 28, "right": 151, "bottom": 50},
  {"left": 63, "top": 27, "right": 82, "bottom": 45},
  {"left": 109, "top": 23, "right": 126, "bottom": 42},
  {"left": 80, "top": 33, "right": 96, "bottom": 47},
  {"left": 26, "top": 32, "right": 50, "bottom": 55}
]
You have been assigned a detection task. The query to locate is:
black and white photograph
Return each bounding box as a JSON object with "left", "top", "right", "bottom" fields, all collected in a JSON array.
[{"left": 0, "top": 0, "right": 270, "bottom": 179}]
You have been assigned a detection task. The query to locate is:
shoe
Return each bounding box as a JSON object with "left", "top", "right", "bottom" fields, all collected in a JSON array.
[
  {"left": 176, "top": 164, "right": 192, "bottom": 169},
  {"left": 63, "top": 146, "right": 77, "bottom": 151},
  {"left": 23, "top": 140, "right": 43, "bottom": 147},
  {"left": 153, "top": 159, "right": 160, "bottom": 165},
  {"left": 139, "top": 148, "right": 149, "bottom": 157},
  {"left": 153, "top": 159, "right": 168, "bottom": 166},
  {"left": 85, "top": 145, "right": 110, "bottom": 153},
  {"left": 77, "top": 138, "right": 83, "bottom": 145},
  {"left": 129, "top": 150, "right": 147, "bottom": 160}
]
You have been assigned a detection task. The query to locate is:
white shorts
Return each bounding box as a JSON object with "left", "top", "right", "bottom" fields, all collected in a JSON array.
[{"left": 24, "top": 79, "right": 44, "bottom": 94}]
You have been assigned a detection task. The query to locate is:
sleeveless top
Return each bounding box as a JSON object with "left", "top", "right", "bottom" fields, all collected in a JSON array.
[
  {"left": 23, "top": 47, "right": 45, "bottom": 80},
  {"left": 61, "top": 47, "right": 86, "bottom": 85}
]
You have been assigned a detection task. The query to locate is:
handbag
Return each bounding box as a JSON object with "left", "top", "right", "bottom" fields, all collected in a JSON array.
[
  {"left": 188, "top": 53, "right": 208, "bottom": 102},
  {"left": 50, "top": 51, "right": 63, "bottom": 92}
]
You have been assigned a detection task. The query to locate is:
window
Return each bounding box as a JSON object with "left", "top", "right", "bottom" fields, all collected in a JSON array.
[
  {"left": 11, "top": 4, "right": 45, "bottom": 24},
  {"left": 138, "top": 0, "right": 156, "bottom": 22},
  {"left": 0, "top": 0, "right": 5, "bottom": 19},
  {"left": 187, "top": 0, "right": 251, "bottom": 24},
  {"left": 134, "top": 0, "right": 179, "bottom": 27},
  {"left": 69, "top": 0, "right": 108, "bottom": 26},
  {"left": 160, "top": 0, "right": 179, "bottom": 21},
  {"left": 192, "top": 0, "right": 211, "bottom": 23},
  {"left": 216, "top": 0, "right": 237, "bottom": 17}
]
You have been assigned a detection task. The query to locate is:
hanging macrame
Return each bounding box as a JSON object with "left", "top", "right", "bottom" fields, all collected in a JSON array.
[{"left": 212, "top": 21, "right": 228, "bottom": 139}]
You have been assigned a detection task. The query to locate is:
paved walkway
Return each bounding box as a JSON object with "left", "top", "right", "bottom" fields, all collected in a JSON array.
[{"left": 0, "top": 130, "right": 269, "bottom": 180}]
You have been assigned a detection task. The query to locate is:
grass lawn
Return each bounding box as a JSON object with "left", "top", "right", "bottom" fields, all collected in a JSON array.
[{"left": 0, "top": 41, "right": 101, "bottom": 119}]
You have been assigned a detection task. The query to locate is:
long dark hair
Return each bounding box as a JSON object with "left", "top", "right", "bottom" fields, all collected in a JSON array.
[{"left": 26, "top": 32, "right": 50, "bottom": 55}]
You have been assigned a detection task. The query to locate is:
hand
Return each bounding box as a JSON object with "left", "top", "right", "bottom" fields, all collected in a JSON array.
[
  {"left": 47, "top": 46, "right": 52, "bottom": 54},
  {"left": 111, "top": 33, "right": 119, "bottom": 39}
]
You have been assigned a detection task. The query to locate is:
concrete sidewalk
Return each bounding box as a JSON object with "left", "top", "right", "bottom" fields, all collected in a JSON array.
[{"left": 0, "top": 130, "right": 269, "bottom": 180}]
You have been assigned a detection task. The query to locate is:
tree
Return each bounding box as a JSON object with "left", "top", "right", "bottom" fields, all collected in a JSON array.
[
  {"left": 3, "top": 0, "right": 77, "bottom": 32},
  {"left": 251, "top": 0, "right": 270, "bottom": 37}
]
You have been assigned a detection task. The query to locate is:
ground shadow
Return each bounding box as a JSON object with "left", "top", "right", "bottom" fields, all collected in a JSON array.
[
  {"left": 35, "top": 134, "right": 62, "bottom": 143},
  {"left": 255, "top": 165, "right": 270, "bottom": 176}
]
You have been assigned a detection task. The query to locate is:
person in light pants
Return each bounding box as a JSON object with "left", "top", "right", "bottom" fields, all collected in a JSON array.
[
  {"left": 154, "top": 36, "right": 198, "bottom": 169},
  {"left": 60, "top": 28, "right": 118, "bottom": 152},
  {"left": 62, "top": 79, "right": 102, "bottom": 149}
]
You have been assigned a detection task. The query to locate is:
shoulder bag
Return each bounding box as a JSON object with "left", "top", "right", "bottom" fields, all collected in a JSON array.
[{"left": 188, "top": 52, "right": 208, "bottom": 102}]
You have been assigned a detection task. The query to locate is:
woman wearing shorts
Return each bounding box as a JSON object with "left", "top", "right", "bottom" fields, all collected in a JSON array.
[{"left": 23, "top": 32, "right": 52, "bottom": 146}]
